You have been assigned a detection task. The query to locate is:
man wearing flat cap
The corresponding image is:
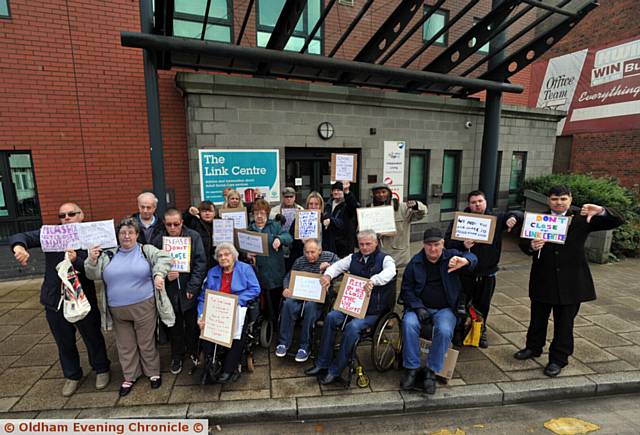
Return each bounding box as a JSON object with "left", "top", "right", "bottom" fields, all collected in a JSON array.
[{"left": 400, "top": 227, "right": 477, "bottom": 394}]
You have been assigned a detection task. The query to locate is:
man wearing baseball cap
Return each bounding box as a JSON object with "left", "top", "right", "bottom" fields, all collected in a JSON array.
[{"left": 399, "top": 227, "right": 477, "bottom": 394}]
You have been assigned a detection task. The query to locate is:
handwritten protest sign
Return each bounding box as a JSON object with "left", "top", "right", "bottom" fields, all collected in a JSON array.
[
  {"left": 219, "top": 207, "right": 248, "bottom": 230},
  {"left": 289, "top": 271, "right": 326, "bottom": 303},
  {"left": 294, "top": 210, "right": 320, "bottom": 240},
  {"left": 521, "top": 212, "right": 572, "bottom": 244},
  {"left": 451, "top": 212, "right": 497, "bottom": 244},
  {"left": 331, "top": 153, "right": 357, "bottom": 182},
  {"left": 356, "top": 206, "right": 397, "bottom": 235},
  {"left": 201, "top": 291, "right": 238, "bottom": 347},
  {"left": 162, "top": 236, "right": 192, "bottom": 273},
  {"left": 40, "top": 224, "right": 81, "bottom": 252},
  {"left": 41, "top": 220, "right": 117, "bottom": 252},
  {"left": 236, "top": 229, "right": 268, "bottom": 256},
  {"left": 78, "top": 220, "right": 117, "bottom": 250},
  {"left": 333, "top": 273, "right": 371, "bottom": 319},
  {"left": 280, "top": 207, "right": 297, "bottom": 232},
  {"left": 213, "top": 219, "right": 235, "bottom": 245}
]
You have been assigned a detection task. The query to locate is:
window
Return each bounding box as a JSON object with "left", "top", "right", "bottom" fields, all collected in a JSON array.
[
  {"left": 508, "top": 151, "right": 527, "bottom": 208},
  {"left": 0, "top": 152, "right": 41, "bottom": 243},
  {"left": 172, "top": 0, "right": 232, "bottom": 43},
  {"left": 408, "top": 150, "right": 430, "bottom": 201},
  {"left": 441, "top": 151, "right": 460, "bottom": 211},
  {"left": 423, "top": 7, "right": 448, "bottom": 46},
  {"left": 0, "top": 0, "right": 10, "bottom": 18},
  {"left": 471, "top": 18, "right": 490, "bottom": 54},
  {"left": 256, "top": 0, "right": 322, "bottom": 55}
]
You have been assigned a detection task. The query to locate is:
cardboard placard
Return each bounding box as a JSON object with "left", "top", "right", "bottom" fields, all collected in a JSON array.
[
  {"left": 289, "top": 271, "right": 326, "bottom": 303},
  {"left": 162, "top": 236, "right": 192, "bottom": 273},
  {"left": 212, "top": 219, "right": 235, "bottom": 246},
  {"left": 201, "top": 290, "right": 238, "bottom": 348},
  {"left": 331, "top": 153, "right": 357, "bottom": 182},
  {"left": 40, "top": 220, "right": 117, "bottom": 252},
  {"left": 294, "top": 210, "right": 321, "bottom": 240},
  {"left": 419, "top": 339, "right": 459, "bottom": 380},
  {"left": 280, "top": 207, "right": 297, "bottom": 232},
  {"left": 333, "top": 273, "right": 371, "bottom": 319},
  {"left": 219, "top": 207, "right": 248, "bottom": 230},
  {"left": 235, "top": 229, "right": 269, "bottom": 256},
  {"left": 520, "top": 212, "right": 572, "bottom": 244},
  {"left": 356, "top": 206, "right": 397, "bottom": 235},
  {"left": 450, "top": 212, "right": 498, "bottom": 245}
]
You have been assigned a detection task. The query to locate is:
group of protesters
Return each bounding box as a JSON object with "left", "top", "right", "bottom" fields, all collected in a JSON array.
[{"left": 10, "top": 182, "right": 623, "bottom": 397}]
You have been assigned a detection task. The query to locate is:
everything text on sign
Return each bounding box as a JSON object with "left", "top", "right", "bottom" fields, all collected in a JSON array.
[
  {"left": 521, "top": 212, "right": 572, "bottom": 244},
  {"left": 451, "top": 212, "right": 497, "bottom": 244},
  {"left": 162, "top": 236, "right": 192, "bottom": 273},
  {"left": 334, "top": 273, "right": 371, "bottom": 319}
]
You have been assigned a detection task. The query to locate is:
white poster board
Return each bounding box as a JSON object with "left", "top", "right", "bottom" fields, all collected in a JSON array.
[
  {"left": 280, "top": 207, "right": 297, "bottom": 232},
  {"left": 356, "top": 206, "right": 397, "bottom": 235},
  {"left": 236, "top": 229, "right": 268, "bottom": 256},
  {"left": 212, "top": 219, "right": 235, "bottom": 245},
  {"left": 333, "top": 274, "right": 371, "bottom": 319},
  {"left": 162, "top": 236, "right": 192, "bottom": 272},
  {"left": 289, "top": 271, "right": 326, "bottom": 303},
  {"left": 383, "top": 141, "right": 406, "bottom": 202},
  {"left": 219, "top": 208, "right": 248, "bottom": 230},
  {"left": 331, "top": 153, "right": 357, "bottom": 182},
  {"left": 201, "top": 291, "right": 238, "bottom": 347},
  {"left": 450, "top": 212, "right": 498, "bottom": 245},
  {"left": 294, "top": 210, "right": 320, "bottom": 240},
  {"left": 520, "top": 212, "right": 572, "bottom": 244},
  {"left": 40, "top": 220, "right": 117, "bottom": 252}
]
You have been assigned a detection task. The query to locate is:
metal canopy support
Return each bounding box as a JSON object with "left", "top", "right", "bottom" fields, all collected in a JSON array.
[
  {"left": 468, "top": 0, "right": 598, "bottom": 91},
  {"left": 236, "top": 0, "right": 255, "bottom": 45},
  {"left": 338, "top": 0, "right": 424, "bottom": 83},
  {"left": 139, "top": 0, "right": 167, "bottom": 214},
  {"left": 257, "top": 0, "right": 307, "bottom": 75},
  {"left": 300, "top": 0, "right": 337, "bottom": 54},
  {"left": 328, "top": 0, "right": 375, "bottom": 57},
  {"left": 521, "top": 0, "right": 578, "bottom": 17},
  {"left": 121, "top": 32, "right": 524, "bottom": 94}
]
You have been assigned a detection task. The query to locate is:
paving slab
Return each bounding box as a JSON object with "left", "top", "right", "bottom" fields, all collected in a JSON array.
[
  {"left": 64, "top": 391, "right": 119, "bottom": 409},
  {"left": 219, "top": 389, "right": 270, "bottom": 401},
  {"left": 587, "top": 359, "right": 637, "bottom": 374},
  {"left": 620, "top": 331, "right": 640, "bottom": 345},
  {"left": 572, "top": 337, "right": 619, "bottom": 363},
  {"left": 401, "top": 384, "right": 503, "bottom": 411},
  {"left": 481, "top": 344, "right": 542, "bottom": 371},
  {"left": 497, "top": 376, "right": 596, "bottom": 404},
  {"left": 574, "top": 325, "right": 633, "bottom": 348},
  {"left": 584, "top": 314, "right": 640, "bottom": 333},
  {"left": 169, "top": 384, "right": 221, "bottom": 404},
  {"left": 188, "top": 398, "right": 296, "bottom": 423},
  {"left": 0, "top": 397, "right": 20, "bottom": 412},
  {"left": 455, "top": 360, "right": 511, "bottom": 384},
  {"left": 37, "top": 409, "right": 82, "bottom": 419},
  {"left": 11, "top": 379, "right": 70, "bottom": 411},
  {"left": 220, "top": 365, "right": 270, "bottom": 391},
  {"left": 272, "top": 377, "right": 321, "bottom": 398},
  {"left": 499, "top": 305, "right": 530, "bottom": 322},
  {"left": 606, "top": 345, "right": 640, "bottom": 368},
  {"left": 486, "top": 314, "right": 527, "bottom": 333},
  {"left": 297, "top": 391, "right": 403, "bottom": 419},
  {"left": 0, "top": 366, "right": 49, "bottom": 397}
]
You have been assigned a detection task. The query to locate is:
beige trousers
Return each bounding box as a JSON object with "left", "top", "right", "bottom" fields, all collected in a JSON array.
[{"left": 110, "top": 296, "right": 159, "bottom": 381}]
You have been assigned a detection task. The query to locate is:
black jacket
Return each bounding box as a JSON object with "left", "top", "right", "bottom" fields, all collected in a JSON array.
[
  {"left": 445, "top": 209, "right": 523, "bottom": 276},
  {"left": 9, "top": 229, "right": 97, "bottom": 311},
  {"left": 150, "top": 226, "right": 208, "bottom": 312},
  {"left": 519, "top": 207, "right": 624, "bottom": 305},
  {"left": 401, "top": 249, "right": 477, "bottom": 312},
  {"left": 183, "top": 211, "right": 216, "bottom": 269},
  {"left": 132, "top": 212, "right": 164, "bottom": 244},
  {"left": 324, "top": 191, "right": 359, "bottom": 258}
]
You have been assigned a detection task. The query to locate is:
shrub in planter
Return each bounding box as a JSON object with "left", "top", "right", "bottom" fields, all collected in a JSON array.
[{"left": 523, "top": 174, "right": 640, "bottom": 258}]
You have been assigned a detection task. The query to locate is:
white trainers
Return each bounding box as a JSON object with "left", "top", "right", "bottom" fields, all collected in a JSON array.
[
  {"left": 62, "top": 379, "right": 79, "bottom": 397},
  {"left": 95, "top": 372, "right": 110, "bottom": 390}
]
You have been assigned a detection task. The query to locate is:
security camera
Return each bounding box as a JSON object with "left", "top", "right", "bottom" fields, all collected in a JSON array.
[{"left": 464, "top": 121, "right": 473, "bottom": 129}]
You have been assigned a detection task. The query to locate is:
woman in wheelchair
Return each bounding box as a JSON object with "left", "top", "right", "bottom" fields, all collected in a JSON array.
[
  {"left": 305, "top": 230, "right": 397, "bottom": 385},
  {"left": 275, "top": 239, "right": 339, "bottom": 362},
  {"left": 399, "top": 228, "right": 477, "bottom": 395},
  {"left": 197, "top": 243, "right": 260, "bottom": 384}
]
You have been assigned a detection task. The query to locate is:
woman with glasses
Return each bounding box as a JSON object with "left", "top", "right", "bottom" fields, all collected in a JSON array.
[
  {"left": 85, "top": 218, "right": 172, "bottom": 397},
  {"left": 246, "top": 199, "right": 292, "bottom": 322}
]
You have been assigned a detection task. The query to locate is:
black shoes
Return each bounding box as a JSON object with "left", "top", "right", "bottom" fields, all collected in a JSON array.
[
  {"left": 400, "top": 369, "right": 418, "bottom": 390},
  {"left": 170, "top": 359, "right": 183, "bottom": 375},
  {"left": 304, "top": 365, "right": 327, "bottom": 377},
  {"left": 217, "top": 371, "right": 240, "bottom": 384},
  {"left": 423, "top": 369, "right": 436, "bottom": 395},
  {"left": 479, "top": 328, "right": 488, "bottom": 349},
  {"left": 118, "top": 378, "right": 137, "bottom": 397},
  {"left": 544, "top": 362, "right": 562, "bottom": 377},
  {"left": 513, "top": 348, "right": 541, "bottom": 360},
  {"left": 319, "top": 372, "right": 339, "bottom": 385},
  {"left": 150, "top": 376, "right": 162, "bottom": 389}
]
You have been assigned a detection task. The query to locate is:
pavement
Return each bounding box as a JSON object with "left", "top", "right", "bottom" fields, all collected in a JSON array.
[{"left": 1, "top": 235, "right": 639, "bottom": 422}]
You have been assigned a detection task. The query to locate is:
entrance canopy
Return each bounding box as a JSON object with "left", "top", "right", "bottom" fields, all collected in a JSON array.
[{"left": 122, "top": 0, "right": 597, "bottom": 98}]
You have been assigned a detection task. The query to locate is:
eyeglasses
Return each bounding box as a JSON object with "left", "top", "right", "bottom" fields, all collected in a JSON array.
[
  {"left": 165, "top": 223, "right": 182, "bottom": 227},
  {"left": 58, "top": 211, "right": 81, "bottom": 219}
]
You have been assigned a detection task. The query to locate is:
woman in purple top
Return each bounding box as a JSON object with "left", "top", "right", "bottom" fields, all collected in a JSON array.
[{"left": 85, "top": 218, "right": 171, "bottom": 397}]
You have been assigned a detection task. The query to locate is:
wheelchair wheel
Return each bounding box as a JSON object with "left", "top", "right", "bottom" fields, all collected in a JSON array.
[
  {"left": 357, "top": 371, "right": 370, "bottom": 388},
  {"left": 259, "top": 318, "right": 273, "bottom": 348},
  {"left": 372, "top": 311, "right": 402, "bottom": 372}
]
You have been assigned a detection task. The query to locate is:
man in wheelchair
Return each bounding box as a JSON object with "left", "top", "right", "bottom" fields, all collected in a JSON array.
[
  {"left": 400, "top": 228, "right": 477, "bottom": 394},
  {"left": 305, "top": 230, "right": 396, "bottom": 385}
]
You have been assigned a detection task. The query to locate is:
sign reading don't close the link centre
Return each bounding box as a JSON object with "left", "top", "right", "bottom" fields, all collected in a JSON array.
[{"left": 199, "top": 149, "right": 280, "bottom": 204}]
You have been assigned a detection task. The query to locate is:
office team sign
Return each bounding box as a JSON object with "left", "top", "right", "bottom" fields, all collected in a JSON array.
[{"left": 199, "top": 150, "right": 280, "bottom": 204}]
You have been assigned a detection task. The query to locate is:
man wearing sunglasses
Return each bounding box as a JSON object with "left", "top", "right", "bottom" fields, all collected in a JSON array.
[
  {"left": 150, "top": 208, "right": 207, "bottom": 375},
  {"left": 9, "top": 203, "right": 111, "bottom": 397}
]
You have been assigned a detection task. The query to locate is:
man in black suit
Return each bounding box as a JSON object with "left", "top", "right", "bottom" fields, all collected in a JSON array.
[{"left": 514, "top": 185, "right": 624, "bottom": 377}]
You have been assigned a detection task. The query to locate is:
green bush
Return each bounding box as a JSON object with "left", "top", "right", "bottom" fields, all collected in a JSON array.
[{"left": 523, "top": 174, "right": 640, "bottom": 258}]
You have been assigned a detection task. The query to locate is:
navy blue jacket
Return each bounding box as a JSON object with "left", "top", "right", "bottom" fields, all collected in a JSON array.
[
  {"left": 9, "top": 229, "right": 96, "bottom": 311},
  {"left": 350, "top": 249, "right": 395, "bottom": 316},
  {"left": 401, "top": 248, "right": 477, "bottom": 312}
]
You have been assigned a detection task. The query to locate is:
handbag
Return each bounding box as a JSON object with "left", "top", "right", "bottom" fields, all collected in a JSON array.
[
  {"left": 56, "top": 254, "right": 91, "bottom": 323},
  {"left": 155, "top": 287, "right": 176, "bottom": 328},
  {"left": 463, "top": 305, "right": 484, "bottom": 347}
]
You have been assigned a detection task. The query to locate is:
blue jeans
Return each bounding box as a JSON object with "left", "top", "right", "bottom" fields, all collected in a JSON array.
[
  {"left": 277, "top": 298, "right": 322, "bottom": 352},
  {"left": 316, "top": 310, "right": 379, "bottom": 376},
  {"left": 402, "top": 308, "right": 456, "bottom": 373}
]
